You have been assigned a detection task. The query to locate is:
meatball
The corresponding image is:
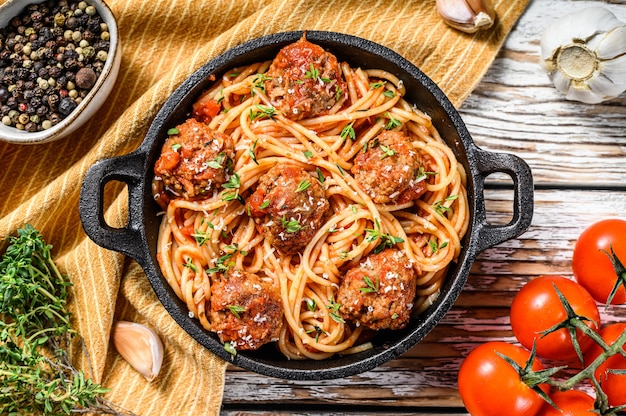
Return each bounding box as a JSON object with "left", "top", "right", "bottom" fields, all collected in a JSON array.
[
  {"left": 154, "top": 118, "right": 235, "bottom": 200},
  {"left": 264, "top": 35, "right": 347, "bottom": 120},
  {"left": 210, "top": 270, "right": 283, "bottom": 350},
  {"left": 246, "top": 164, "right": 330, "bottom": 255},
  {"left": 352, "top": 130, "right": 427, "bottom": 204},
  {"left": 337, "top": 249, "right": 417, "bottom": 331}
]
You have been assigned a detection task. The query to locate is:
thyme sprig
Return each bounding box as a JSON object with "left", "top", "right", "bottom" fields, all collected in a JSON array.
[{"left": 0, "top": 225, "right": 134, "bottom": 415}]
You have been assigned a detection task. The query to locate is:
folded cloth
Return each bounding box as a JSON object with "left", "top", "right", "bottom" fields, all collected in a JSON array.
[{"left": 0, "top": 0, "right": 528, "bottom": 414}]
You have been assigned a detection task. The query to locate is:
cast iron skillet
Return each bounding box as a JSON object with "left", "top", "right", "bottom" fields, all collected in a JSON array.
[{"left": 79, "top": 31, "right": 534, "bottom": 380}]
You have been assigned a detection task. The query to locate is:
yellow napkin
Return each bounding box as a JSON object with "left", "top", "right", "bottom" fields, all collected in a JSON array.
[{"left": 0, "top": 0, "right": 529, "bottom": 414}]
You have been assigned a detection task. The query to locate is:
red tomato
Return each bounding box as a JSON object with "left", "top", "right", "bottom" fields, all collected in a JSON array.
[
  {"left": 537, "top": 390, "right": 595, "bottom": 416},
  {"left": 584, "top": 323, "right": 626, "bottom": 407},
  {"left": 458, "top": 341, "right": 550, "bottom": 416},
  {"left": 573, "top": 219, "right": 626, "bottom": 305},
  {"left": 510, "top": 275, "right": 600, "bottom": 362}
]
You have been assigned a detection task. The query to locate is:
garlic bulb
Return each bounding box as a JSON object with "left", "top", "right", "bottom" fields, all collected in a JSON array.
[
  {"left": 112, "top": 320, "right": 164, "bottom": 382},
  {"left": 436, "top": 0, "right": 496, "bottom": 34},
  {"left": 540, "top": 7, "right": 626, "bottom": 104}
]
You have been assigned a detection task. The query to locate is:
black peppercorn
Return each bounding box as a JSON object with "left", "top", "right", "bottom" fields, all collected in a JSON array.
[
  {"left": 57, "top": 97, "right": 76, "bottom": 116},
  {"left": 65, "top": 16, "right": 79, "bottom": 30},
  {"left": 0, "top": 87, "right": 8, "bottom": 103}
]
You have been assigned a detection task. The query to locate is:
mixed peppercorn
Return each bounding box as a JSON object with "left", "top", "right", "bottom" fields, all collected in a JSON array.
[{"left": 0, "top": 0, "right": 110, "bottom": 132}]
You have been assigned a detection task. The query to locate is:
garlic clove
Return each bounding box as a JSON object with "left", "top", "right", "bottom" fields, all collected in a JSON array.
[
  {"left": 112, "top": 320, "right": 164, "bottom": 382},
  {"left": 595, "top": 27, "right": 626, "bottom": 59},
  {"left": 436, "top": 0, "right": 496, "bottom": 34},
  {"left": 565, "top": 8, "right": 621, "bottom": 41},
  {"left": 601, "top": 55, "right": 626, "bottom": 87}
]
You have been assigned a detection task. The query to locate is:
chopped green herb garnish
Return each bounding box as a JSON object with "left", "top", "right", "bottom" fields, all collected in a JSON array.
[
  {"left": 167, "top": 127, "right": 179, "bottom": 135},
  {"left": 206, "top": 151, "right": 227, "bottom": 169},
  {"left": 259, "top": 199, "right": 271, "bottom": 209},
  {"left": 251, "top": 73, "right": 271, "bottom": 95},
  {"left": 306, "top": 298, "right": 317, "bottom": 312},
  {"left": 171, "top": 143, "right": 182, "bottom": 151},
  {"left": 370, "top": 81, "right": 385, "bottom": 89},
  {"left": 379, "top": 144, "right": 396, "bottom": 160},
  {"left": 340, "top": 122, "right": 356, "bottom": 142},
  {"left": 183, "top": 257, "right": 197, "bottom": 272},
  {"left": 250, "top": 104, "right": 277, "bottom": 121},
  {"left": 359, "top": 275, "right": 379, "bottom": 293},
  {"left": 303, "top": 150, "right": 313, "bottom": 159},
  {"left": 433, "top": 194, "right": 459, "bottom": 216},
  {"left": 192, "top": 229, "right": 211, "bottom": 246},
  {"left": 224, "top": 341, "right": 237, "bottom": 357},
  {"left": 415, "top": 166, "right": 437, "bottom": 183},
  {"left": 249, "top": 139, "right": 259, "bottom": 165},
  {"left": 385, "top": 112, "right": 402, "bottom": 130},
  {"left": 316, "top": 167, "right": 325, "bottom": 184},
  {"left": 365, "top": 219, "right": 405, "bottom": 254},
  {"left": 383, "top": 90, "right": 396, "bottom": 98},
  {"left": 227, "top": 305, "right": 246, "bottom": 318},
  {"left": 281, "top": 216, "right": 304, "bottom": 233},
  {"left": 295, "top": 179, "right": 311, "bottom": 193},
  {"left": 304, "top": 63, "right": 330, "bottom": 83},
  {"left": 327, "top": 297, "right": 345, "bottom": 323}
]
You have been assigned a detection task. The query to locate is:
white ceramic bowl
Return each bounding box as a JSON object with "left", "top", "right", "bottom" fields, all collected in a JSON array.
[{"left": 0, "top": 0, "right": 121, "bottom": 144}]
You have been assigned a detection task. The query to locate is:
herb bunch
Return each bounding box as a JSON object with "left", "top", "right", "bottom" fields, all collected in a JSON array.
[{"left": 0, "top": 224, "right": 133, "bottom": 415}]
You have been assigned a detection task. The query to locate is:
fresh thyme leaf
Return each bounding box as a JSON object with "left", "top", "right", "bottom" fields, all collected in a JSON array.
[
  {"left": 306, "top": 298, "right": 317, "bottom": 312},
  {"left": 167, "top": 127, "right": 179, "bottom": 135},
  {"left": 0, "top": 225, "right": 133, "bottom": 416},
  {"left": 383, "top": 90, "right": 396, "bottom": 98},
  {"left": 370, "top": 81, "right": 385, "bottom": 89}
]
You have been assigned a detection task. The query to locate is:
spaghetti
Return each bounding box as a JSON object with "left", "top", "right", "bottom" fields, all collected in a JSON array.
[{"left": 152, "top": 36, "right": 469, "bottom": 360}]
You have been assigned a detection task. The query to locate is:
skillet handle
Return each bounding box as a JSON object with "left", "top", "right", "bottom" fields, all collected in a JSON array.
[
  {"left": 79, "top": 151, "right": 148, "bottom": 262},
  {"left": 472, "top": 148, "right": 534, "bottom": 255}
]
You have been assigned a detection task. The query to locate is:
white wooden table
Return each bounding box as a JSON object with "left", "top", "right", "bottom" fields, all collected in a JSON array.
[{"left": 221, "top": 1, "right": 626, "bottom": 414}]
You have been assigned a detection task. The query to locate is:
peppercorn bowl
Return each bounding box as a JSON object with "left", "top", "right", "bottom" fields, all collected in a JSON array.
[
  {"left": 0, "top": 0, "right": 121, "bottom": 144},
  {"left": 79, "top": 31, "right": 534, "bottom": 380}
]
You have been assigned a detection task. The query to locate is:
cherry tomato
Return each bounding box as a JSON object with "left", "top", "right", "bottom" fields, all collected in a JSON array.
[
  {"left": 510, "top": 275, "right": 600, "bottom": 362},
  {"left": 584, "top": 323, "right": 626, "bottom": 407},
  {"left": 573, "top": 219, "right": 626, "bottom": 305},
  {"left": 458, "top": 341, "right": 550, "bottom": 416},
  {"left": 537, "top": 390, "right": 595, "bottom": 416}
]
